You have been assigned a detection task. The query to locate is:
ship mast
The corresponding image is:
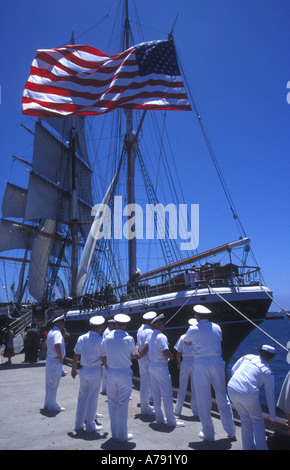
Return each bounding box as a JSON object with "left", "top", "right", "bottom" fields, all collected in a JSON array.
[
  {"left": 125, "top": 0, "right": 137, "bottom": 284},
  {"left": 69, "top": 31, "right": 79, "bottom": 298},
  {"left": 70, "top": 127, "right": 79, "bottom": 297}
]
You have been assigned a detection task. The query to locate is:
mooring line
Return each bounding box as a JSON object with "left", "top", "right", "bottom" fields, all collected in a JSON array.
[
  {"left": 258, "top": 284, "right": 290, "bottom": 318},
  {"left": 207, "top": 285, "right": 289, "bottom": 354}
]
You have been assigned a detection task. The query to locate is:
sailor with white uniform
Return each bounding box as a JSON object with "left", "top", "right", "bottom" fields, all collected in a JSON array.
[
  {"left": 228, "top": 345, "right": 277, "bottom": 450},
  {"left": 147, "top": 314, "right": 184, "bottom": 427},
  {"left": 71, "top": 316, "right": 105, "bottom": 433},
  {"left": 136, "top": 311, "right": 157, "bottom": 415},
  {"left": 184, "top": 305, "right": 236, "bottom": 442},
  {"left": 44, "top": 315, "right": 66, "bottom": 412},
  {"left": 174, "top": 320, "right": 198, "bottom": 417},
  {"left": 101, "top": 313, "right": 137, "bottom": 442},
  {"left": 101, "top": 319, "right": 116, "bottom": 394}
]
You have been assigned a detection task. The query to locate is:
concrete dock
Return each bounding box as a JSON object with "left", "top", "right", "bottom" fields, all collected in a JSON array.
[{"left": 0, "top": 352, "right": 280, "bottom": 453}]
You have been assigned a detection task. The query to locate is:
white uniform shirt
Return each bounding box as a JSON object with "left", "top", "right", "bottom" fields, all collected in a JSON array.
[
  {"left": 101, "top": 329, "right": 136, "bottom": 369},
  {"left": 183, "top": 319, "right": 222, "bottom": 358},
  {"left": 137, "top": 324, "right": 153, "bottom": 359},
  {"left": 229, "top": 354, "right": 276, "bottom": 421},
  {"left": 46, "top": 326, "right": 65, "bottom": 359},
  {"left": 147, "top": 329, "right": 169, "bottom": 364},
  {"left": 102, "top": 326, "right": 113, "bottom": 339},
  {"left": 74, "top": 330, "right": 103, "bottom": 367},
  {"left": 174, "top": 333, "right": 195, "bottom": 359}
]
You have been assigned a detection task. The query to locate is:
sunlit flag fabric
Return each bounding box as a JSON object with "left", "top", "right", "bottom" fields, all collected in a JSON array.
[{"left": 22, "top": 39, "right": 191, "bottom": 117}]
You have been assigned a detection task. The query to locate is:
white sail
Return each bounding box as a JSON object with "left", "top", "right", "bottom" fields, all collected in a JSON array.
[
  {"left": 76, "top": 163, "right": 122, "bottom": 296},
  {"left": 0, "top": 220, "right": 35, "bottom": 252},
  {"left": 44, "top": 115, "right": 90, "bottom": 165},
  {"left": 2, "top": 182, "right": 27, "bottom": 220},
  {"left": 16, "top": 249, "right": 28, "bottom": 304},
  {"left": 1, "top": 112, "right": 94, "bottom": 303},
  {"left": 24, "top": 122, "right": 93, "bottom": 224},
  {"left": 29, "top": 219, "right": 57, "bottom": 302}
]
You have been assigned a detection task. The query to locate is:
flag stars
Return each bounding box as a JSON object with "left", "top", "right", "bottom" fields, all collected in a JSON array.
[{"left": 136, "top": 40, "right": 180, "bottom": 76}]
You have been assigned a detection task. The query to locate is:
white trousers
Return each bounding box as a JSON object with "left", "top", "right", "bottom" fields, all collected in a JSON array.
[
  {"left": 102, "top": 365, "right": 107, "bottom": 393},
  {"left": 138, "top": 357, "right": 153, "bottom": 414},
  {"left": 106, "top": 368, "right": 132, "bottom": 441},
  {"left": 228, "top": 386, "right": 268, "bottom": 450},
  {"left": 44, "top": 357, "right": 62, "bottom": 411},
  {"left": 148, "top": 362, "right": 177, "bottom": 426},
  {"left": 193, "top": 356, "right": 235, "bottom": 440},
  {"left": 75, "top": 365, "right": 102, "bottom": 432},
  {"left": 175, "top": 358, "right": 198, "bottom": 416}
]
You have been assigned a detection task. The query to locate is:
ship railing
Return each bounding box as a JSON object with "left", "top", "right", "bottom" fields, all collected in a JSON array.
[
  {"left": 133, "top": 265, "right": 260, "bottom": 295},
  {"left": 81, "top": 262, "right": 262, "bottom": 309},
  {"left": 0, "top": 309, "right": 33, "bottom": 340},
  {"left": 97, "top": 264, "right": 262, "bottom": 305}
]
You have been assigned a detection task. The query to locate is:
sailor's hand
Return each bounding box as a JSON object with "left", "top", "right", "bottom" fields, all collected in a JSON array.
[
  {"left": 168, "top": 352, "right": 174, "bottom": 361},
  {"left": 71, "top": 368, "right": 78, "bottom": 379}
]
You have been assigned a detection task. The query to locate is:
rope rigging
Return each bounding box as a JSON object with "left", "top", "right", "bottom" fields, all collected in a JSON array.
[{"left": 176, "top": 47, "right": 267, "bottom": 285}]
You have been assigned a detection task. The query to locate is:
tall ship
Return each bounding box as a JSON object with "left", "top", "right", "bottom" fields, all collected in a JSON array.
[{"left": 0, "top": 2, "right": 272, "bottom": 381}]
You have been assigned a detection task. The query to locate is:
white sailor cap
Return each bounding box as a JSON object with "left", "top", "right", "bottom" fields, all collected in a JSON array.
[
  {"left": 193, "top": 305, "right": 212, "bottom": 315},
  {"left": 108, "top": 318, "right": 115, "bottom": 323},
  {"left": 188, "top": 318, "right": 198, "bottom": 326},
  {"left": 151, "top": 313, "right": 165, "bottom": 324},
  {"left": 52, "top": 315, "right": 65, "bottom": 324},
  {"left": 114, "top": 313, "right": 131, "bottom": 323},
  {"left": 143, "top": 311, "right": 157, "bottom": 321},
  {"left": 90, "top": 315, "right": 105, "bottom": 326},
  {"left": 260, "top": 344, "right": 276, "bottom": 355}
]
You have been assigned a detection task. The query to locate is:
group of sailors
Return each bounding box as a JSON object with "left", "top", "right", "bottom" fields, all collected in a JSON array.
[{"left": 44, "top": 305, "right": 278, "bottom": 449}]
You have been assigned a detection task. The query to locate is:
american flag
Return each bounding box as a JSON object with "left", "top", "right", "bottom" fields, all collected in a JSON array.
[{"left": 22, "top": 39, "right": 191, "bottom": 117}]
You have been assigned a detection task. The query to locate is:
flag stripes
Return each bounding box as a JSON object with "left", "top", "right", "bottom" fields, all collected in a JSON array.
[{"left": 22, "top": 40, "right": 191, "bottom": 117}]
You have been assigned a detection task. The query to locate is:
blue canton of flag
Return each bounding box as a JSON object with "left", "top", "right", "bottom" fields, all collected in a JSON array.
[{"left": 135, "top": 39, "right": 181, "bottom": 76}]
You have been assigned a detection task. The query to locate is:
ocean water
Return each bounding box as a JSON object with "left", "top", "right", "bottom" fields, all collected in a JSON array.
[{"left": 227, "top": 318, "right": 290, "bottom": 417}]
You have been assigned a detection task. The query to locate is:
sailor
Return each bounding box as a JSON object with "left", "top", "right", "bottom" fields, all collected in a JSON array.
[
  {"left": 101, "top": 318, "right": 116, "bottom": 394},
  {"left": 147, "top": 314, "right": 185, "bottom": 427},
  {"left": 189, "top": 266, "right": 199, "bottom": 288},
  {"left": 101, "top": 313, "right": 137, "bottom": 442},
  {"left": 71, "top": 315, "right": 105, "bottom": 433},
  {"left": 44, "top": 315, "right": 66, "bottom": 412},
  {"left": 174, "top": 319, "right": 198, "bottom": 417},
  {"left": 103, "top": 318, "right": 116, "bottom": 339},
  {"left": 184, "top": 305, "right": 236, "bottom": 442},
  {"left": 184, "top": 269, "right": 190, "bottom": 287},
  {"left": 136, "top": 311, "right": 157, "bottom": 415},
  {"left": 227, "top": 345, "right": 277, "bottom": 450}
]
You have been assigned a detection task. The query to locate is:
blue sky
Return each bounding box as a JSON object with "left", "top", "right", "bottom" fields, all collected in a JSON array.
[{"left": 0, "top": 0, "right": 290, "bottom": 309}]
